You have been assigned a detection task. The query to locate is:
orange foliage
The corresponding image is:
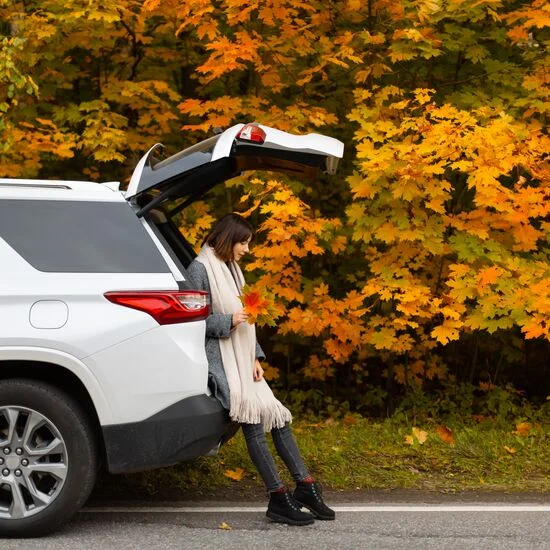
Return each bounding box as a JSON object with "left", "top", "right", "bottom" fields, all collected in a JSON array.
[{"left": 1, "top": 0, "right": 547, "bottom": 397}]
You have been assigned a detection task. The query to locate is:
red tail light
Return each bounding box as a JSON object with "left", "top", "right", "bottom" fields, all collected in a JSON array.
[
  {"left": 104, "top": 291, "right": 209, "bottom": 325},
  {"left": 236, "top": 124, "right": 266, "bottom": 144}
]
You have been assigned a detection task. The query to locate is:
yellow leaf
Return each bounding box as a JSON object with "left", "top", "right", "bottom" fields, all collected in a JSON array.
[
  {"left": 303, "top": 236, "right": 324, "bottom": 254},
  {"left": 414, "top": 88, "right": 434, "bottom": 104},
  {"left": 431, "top": 320, "right": 462, "bottom": 345},
  {"left": 405, "top": 428, "right": 428, "bottom": 445},
  {"left": 412, "top": 427, "right": 428, "bottom": 444},
  {"left": 314, "top": 283, "right": 330, "bottom": 296},
  {"left": 331, "top": 235, "right": 347, "bottom": 254},
  {"left": 362, "top": 31, "right": 386, "bottom": 45},
  {"left": 448, "top": 263, "right": 471, "bottom": 277},
  {"left": 503, "top": 446, "right": 516, "bottom": 454},
  {"left": 376, "top": 221, "right": 400, "bottom": 243},
  {"left": 218, "top": 522, "right": 232, "bottom": 530},
  {"left": 224, "top": 468, "right": 245, "bottom": 481}
]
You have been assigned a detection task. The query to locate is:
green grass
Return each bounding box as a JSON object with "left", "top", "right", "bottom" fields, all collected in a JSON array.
[{"left": 93, "top": 416, "right": 550, "bottom": 499}]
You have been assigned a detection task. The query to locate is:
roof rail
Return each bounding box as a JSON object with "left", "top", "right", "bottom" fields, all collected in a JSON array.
[{"left": 0, "top": 183, "right": 72, "bottom": 190}]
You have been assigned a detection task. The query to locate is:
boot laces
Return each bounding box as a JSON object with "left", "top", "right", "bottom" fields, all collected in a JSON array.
[
  {"left": 285, "top": 492, "right": 301, "bottom": 511},
  {"left": 310, "top": 483, "right": 322, "bottom": 502}
]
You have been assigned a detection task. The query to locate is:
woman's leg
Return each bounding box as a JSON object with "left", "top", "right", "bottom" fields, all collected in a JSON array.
[
  {"left": 272, "top": 424, "right": 336, "bottom": 521},
  {"left": 241, "top": 423, "right": 284, "bottom": 492},
  {"left": 270, "top": 424, "right": 311, "bottom": 482},
  {"left": 241, "top": 423, "right": 314, "bottom": 526}
]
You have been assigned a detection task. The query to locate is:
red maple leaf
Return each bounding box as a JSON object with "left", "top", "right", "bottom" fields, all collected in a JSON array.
[{"left": 242, "top": 289, "right": 269, "bottom": 318}]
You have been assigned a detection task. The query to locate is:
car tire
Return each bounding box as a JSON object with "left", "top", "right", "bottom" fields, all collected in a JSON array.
[{"left": 0, "top": 378, "right": 98, "bottom": 537}]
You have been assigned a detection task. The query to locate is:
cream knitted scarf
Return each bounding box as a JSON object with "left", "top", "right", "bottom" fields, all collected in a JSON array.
[{"left": 196, "top": 245, "right": 292, "bottom": 431}]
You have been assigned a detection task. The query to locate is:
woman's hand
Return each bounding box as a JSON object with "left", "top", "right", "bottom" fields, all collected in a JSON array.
[
  {"left": 253, "top": 359, "right": 264, "bottom": 382},
  {"left": 231, "top": 309, "right": 249, "bottom": 328}
]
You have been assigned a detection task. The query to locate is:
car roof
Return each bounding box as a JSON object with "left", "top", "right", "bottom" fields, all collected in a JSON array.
[{"left": 0, "top": 179, "right": 123, "bottom": 202}]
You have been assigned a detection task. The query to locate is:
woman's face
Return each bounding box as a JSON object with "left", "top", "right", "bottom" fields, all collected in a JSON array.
[{"left": 232, "top": 235, "right": 251, "bottom": 261}]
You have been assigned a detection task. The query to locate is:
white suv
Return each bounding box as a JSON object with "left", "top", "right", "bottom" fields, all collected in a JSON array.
[{"left": 0, "top": 123, "right": 343, "bottom": 537}]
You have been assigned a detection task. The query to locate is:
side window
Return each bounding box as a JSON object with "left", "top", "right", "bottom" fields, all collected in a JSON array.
[{"left": 0, "top": 199, "right": 170, "bottom": 273}]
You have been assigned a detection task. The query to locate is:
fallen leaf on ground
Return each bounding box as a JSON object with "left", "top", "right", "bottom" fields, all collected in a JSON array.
[
  {"left": 436, "top": 425, "right": 455, "bottom": 445},
  {"left": 404, "top": 427, "right": 428, "bottom": 445},
  {"left": 513, "top": 422, "right": 532, "bottom": 437},
  {"left": 343, "top": 414, "right": 358, "bottom": 426},
  {"left": 503, "top": 446, "right": 516, "bottom": 454},
  {"left": 218, "top": 522, "right": 232, "bottom": 530},
  {"left": 413, "top": 427, "right": 428, "bottom": 444},
  {"left": 224, "top": 468, "right": 245, "bottom": 481}
]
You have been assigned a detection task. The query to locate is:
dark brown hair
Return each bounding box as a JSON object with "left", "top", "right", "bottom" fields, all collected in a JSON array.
[{"left": 205, "top": 213, "right": 254, "bottom": 262}]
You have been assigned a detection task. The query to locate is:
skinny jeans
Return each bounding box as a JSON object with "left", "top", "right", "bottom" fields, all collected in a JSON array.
[{"left": 241, "top": 423, "right": 310, "bottom": 492}]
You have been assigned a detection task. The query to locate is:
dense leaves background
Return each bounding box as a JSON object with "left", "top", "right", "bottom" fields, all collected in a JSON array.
[{"left": 1, "top": 0, "right": 548, "bottom": 415}]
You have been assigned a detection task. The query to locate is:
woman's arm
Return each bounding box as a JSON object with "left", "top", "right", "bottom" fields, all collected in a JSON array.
[
  {"left": 186, "top": 260, "right": 233, "bottom": 338},
  {"left": 255, "top": 341, "right": 266, "bottom": 361}
]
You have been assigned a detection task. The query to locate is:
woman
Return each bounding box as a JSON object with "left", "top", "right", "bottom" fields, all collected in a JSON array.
[{"left": 187, "top": 213, "right": 335, "bottom": 526}]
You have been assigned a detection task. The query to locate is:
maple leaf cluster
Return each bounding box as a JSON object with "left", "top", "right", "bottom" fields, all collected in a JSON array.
[{"left": 240, "top": 284, "right": 281, "bottom": 328}]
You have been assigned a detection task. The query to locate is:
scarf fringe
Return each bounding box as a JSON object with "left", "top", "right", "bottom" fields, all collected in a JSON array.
[{"left": 229, "top": 391, "right": 292, "bottom": 431}]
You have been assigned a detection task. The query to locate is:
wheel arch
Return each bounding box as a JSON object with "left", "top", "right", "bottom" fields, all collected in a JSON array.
[{"left": 0, "top": 353, "right": 109, "bottom": 467}]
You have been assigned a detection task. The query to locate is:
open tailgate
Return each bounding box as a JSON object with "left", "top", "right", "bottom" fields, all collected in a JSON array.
[{"left": 125, "top": 123, "right": 344, "bottom": 216}]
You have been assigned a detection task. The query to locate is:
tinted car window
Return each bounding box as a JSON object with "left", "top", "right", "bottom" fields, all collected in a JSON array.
[{"left": 0, "top": 199, "right": 170, "bottom": 273}]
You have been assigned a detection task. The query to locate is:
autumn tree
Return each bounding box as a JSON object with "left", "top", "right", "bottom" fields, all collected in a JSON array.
[
  {"left": 0, "top": 0, "right": 187, "bottom": 178},
  {"left": 1, "top": 0, "right": 548, "bottom": 411}
]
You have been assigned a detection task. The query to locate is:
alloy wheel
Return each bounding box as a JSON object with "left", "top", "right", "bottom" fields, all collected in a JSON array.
[{"left": 0, "top": 406, "right": 68, "bottom": 520}]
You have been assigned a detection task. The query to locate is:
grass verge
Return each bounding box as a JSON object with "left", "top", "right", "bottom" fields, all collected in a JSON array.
[{"left": 92, "top": 416, "right": 550, "bottom": 500}]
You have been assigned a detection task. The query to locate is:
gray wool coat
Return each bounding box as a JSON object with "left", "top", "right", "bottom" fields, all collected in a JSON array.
[{"left": 186, "top": 259, "right": 265, "bottom": 411}]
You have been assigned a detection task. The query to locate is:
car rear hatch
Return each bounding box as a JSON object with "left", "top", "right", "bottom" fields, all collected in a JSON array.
[{"left": 125, "top": 123, "right": 344, "bottom": 216}]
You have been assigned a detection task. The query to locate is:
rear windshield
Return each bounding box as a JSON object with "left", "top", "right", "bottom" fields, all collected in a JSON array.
[{"left": 0, "top": 199, "right": 170, "bottom": 273}]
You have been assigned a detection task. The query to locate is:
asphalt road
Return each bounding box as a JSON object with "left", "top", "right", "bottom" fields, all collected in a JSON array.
[{"left": 3, "top": 500, "right": 550, "bottom": 549}]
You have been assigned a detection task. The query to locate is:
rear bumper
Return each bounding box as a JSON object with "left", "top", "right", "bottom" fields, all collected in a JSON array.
[{"left": 102, "top": 394, "right": 234, "bottom": 474}]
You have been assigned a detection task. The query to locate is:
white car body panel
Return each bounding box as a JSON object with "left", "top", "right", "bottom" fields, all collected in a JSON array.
[{"left": 84, "top": 321, "right": 208, "bottom": 424}]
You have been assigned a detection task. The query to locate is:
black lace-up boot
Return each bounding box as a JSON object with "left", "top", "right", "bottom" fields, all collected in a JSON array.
[
  {"left": 293, "top": 481, "right": 336, "bottom": 520},
  {"left": 266, "top": 488, "right": 315, "bottom": 526}
]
